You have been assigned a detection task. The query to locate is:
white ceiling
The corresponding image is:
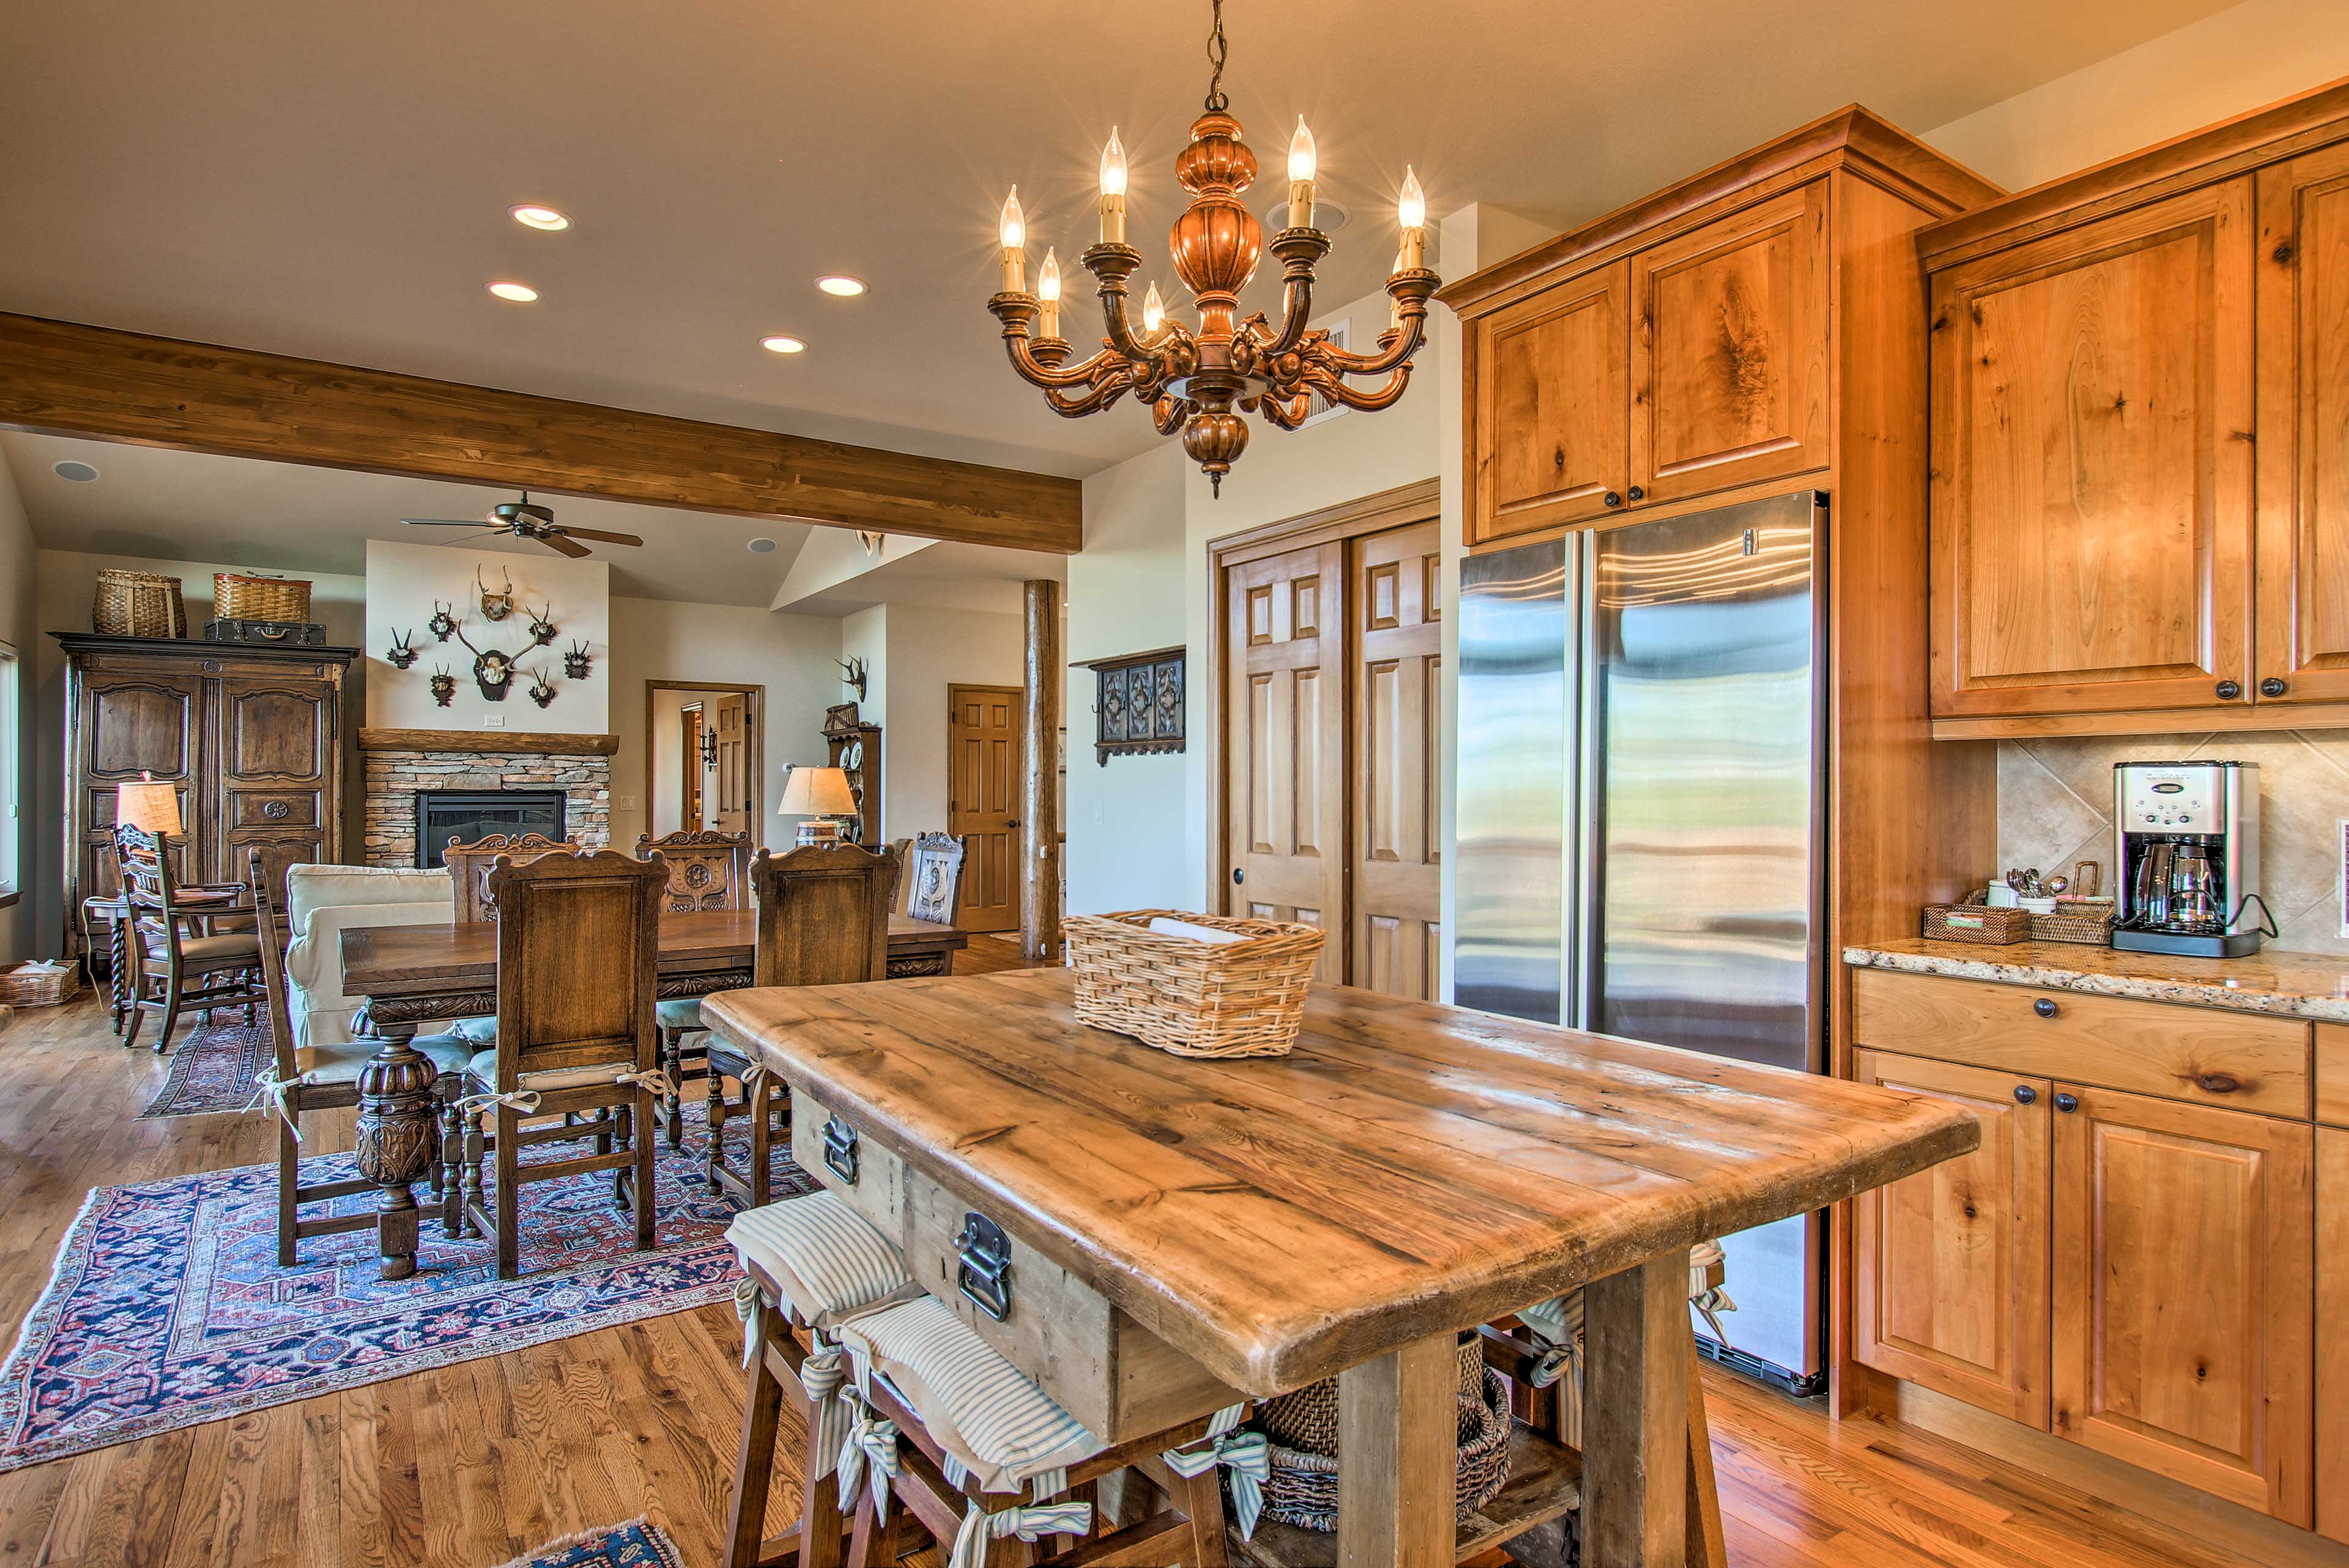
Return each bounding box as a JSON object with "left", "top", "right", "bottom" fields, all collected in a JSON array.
[{"left": 0, "top": 0, "right": 2234, "bottom": 486}]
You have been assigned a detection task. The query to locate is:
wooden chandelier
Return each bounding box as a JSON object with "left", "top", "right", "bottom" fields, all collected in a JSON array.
[{"left": 985, "top": 1, "right": 1439, "bottom": 495}]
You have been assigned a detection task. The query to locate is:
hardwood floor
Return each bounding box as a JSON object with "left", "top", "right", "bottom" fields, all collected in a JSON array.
[{"left": 0, "top": 941, "right": 2301, "bottom": 1568}]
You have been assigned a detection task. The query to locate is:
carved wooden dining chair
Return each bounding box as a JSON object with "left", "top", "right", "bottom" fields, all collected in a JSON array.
[
  {"left": 115, "top": 822, "right": 268, "bottom": 1053},
  {"left": 636, "top": 829, "right": 752, "bottom": 1147},
  {"left": 705, "top": 842, "right": 895, "bottom": 1208},
  {"left": 452, "top": 849, "right": 669, "bottom": 1279},
  {"left": 247, "top": 848, "right": 475, "bottom": 1266},
  {"left": 439, "top": 831, "right": 584, "bottom": 1048}
]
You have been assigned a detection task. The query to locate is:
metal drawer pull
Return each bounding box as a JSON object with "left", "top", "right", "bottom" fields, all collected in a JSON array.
[
  {"left": 956, "top": 1211, "right": 1014, "bottom": 1322},
  {"left": 821, "top": 1114, "right": 860, "bottom": 1185}
]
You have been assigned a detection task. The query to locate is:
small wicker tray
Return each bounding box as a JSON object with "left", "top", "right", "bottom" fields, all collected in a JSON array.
[
  {"left": 2033, "top": 897, "right": 2115, "bottom": 946},
  {"left": 1063, "top": 909, "right": 1324, "bottom": 1059},
  {"left": 1921, "top": 901, "right": 2032, "bottom": 945}
]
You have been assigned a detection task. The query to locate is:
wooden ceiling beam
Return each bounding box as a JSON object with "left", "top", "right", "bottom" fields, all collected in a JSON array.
[{"left": 0, "top": 312, "right": 1083, "bottom": 553}]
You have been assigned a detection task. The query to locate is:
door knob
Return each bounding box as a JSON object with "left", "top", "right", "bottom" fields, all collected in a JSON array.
[
  {"left": 1231, "top": 867, "right": 1245, "bottom": 886},
  {"left": 2260, "top": 677, "right": 2288, "bottom": 698},
  {"left": 2055, "top": 1092, "right": 2080, "bottom": 1114},
  {"left": 1005, "top": 819, "right": 1020, "bottom": 829},
  {"left": 2013, "top": 1085, "right": 2038, "bottom": 1104}
]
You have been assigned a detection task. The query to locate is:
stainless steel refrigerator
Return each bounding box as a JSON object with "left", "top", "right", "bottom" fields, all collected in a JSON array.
[{"left": 1458, "top": 490, "right": 1827, "bottom": 1392}]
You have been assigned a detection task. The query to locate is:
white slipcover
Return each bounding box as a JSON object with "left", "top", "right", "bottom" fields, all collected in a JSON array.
[{"left": 281, "top": 864, "right": 455, "bottom": 1047}]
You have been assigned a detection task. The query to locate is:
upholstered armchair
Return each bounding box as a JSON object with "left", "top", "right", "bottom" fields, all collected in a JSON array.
[{"left": 281, "top": 864, "right": 455, "bottom": 1046}]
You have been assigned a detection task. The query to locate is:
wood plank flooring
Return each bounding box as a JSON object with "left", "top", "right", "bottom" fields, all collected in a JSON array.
[{"left": 0, "top": 937, "right": 2303, "bottom": 1568}]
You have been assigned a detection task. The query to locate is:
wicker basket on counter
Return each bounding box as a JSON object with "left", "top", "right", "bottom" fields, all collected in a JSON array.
[
  {"left": 2033, "top": 897, "right": 2116, "bottom": 946},
  {"left": 213, "top": 572, "right": 312, "bottom": 623},
  {"left": 1062, "top": 909, "right": 1324, "bottom": 1059},
  {"left": 93, "top": 570, "right": 186, "bottom": 638},
  {"left": 1921, "top": 898, "right": 2033, "bottom": 945}
]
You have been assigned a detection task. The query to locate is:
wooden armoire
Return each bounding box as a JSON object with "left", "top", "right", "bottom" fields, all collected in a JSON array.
[{"left": 56, "top": 634, "right": 357, "bottom": 959}]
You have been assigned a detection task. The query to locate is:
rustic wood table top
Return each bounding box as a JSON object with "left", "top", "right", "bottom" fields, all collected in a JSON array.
[
  {"left": 340, "top": 907, "right": 965, "bottom": 992},
  {"left": 703, "top": 967, "right": 1978, "bottom": 1398}
]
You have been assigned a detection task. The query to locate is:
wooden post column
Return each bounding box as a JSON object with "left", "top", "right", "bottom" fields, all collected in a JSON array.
[
  {"left": 1020, "top": 579, "right": 1063, "bottom": 961},
  {"left": 1583, "top": 1252, "right": 1693, "bottom": 1566}
]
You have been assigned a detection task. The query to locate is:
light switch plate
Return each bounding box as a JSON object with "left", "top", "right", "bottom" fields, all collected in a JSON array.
[
  {"left": 481, "top": 715, "right": 506, "bottom": 728},
  {"left": 614, "top": 794, "right": 637, "bottom": 812}
]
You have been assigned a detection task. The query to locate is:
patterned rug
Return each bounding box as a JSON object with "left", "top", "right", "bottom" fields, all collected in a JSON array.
[
  {"left": 497, "top": 1518, "right": 685, "bottom": 1568},
  {"left": 137, "top": 1016, "right": 273, "bottom": 1120},
  {"left": 0, "top": 1101, "right": 806, "bottom": 1471}
]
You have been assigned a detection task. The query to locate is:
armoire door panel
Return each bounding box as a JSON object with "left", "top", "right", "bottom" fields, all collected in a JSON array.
[
  {"left": 2255, "top": 142, "right": 2349, "bottom": 703},
  {"left": 1850, "top": 1050, "right": 2052, "bottom": 1428},
  {"left": 84, "top": 677, "right": 200, "bottom": 780},
  {"left": 1349, "top": 519, "right": 1442, "bottom": 1000},
  {"left": 1929, "top": 178, "right": 2256, "bottom": 717},
  {"left": 218, "top": 679, "right": 330, "bottom": 781},
  {"left": 1630, "top": 181, "right": 1831, "bottom": 506},
  {"left": 2049, "top": 1084, "right": 2313, "bottom": 1525},
  {"left": 1474, "top": 260, "right": 1631, "bottom": 542}
]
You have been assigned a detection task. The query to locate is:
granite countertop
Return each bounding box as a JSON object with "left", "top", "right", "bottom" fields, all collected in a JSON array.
[{"left": 1842, "top": 936, "right": 2349, "bottom": 1023}]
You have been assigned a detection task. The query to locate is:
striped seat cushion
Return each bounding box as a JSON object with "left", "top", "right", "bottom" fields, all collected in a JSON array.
[
  {"left": 836, "top": 1296, "right": 1104, "bottom": 1496},
  {"left": 725, "top": 1193, "right": 921, "bottom": 1330},
  {"left": 1519, "top": 1238, "right": 1732, "bottom": 1345}
]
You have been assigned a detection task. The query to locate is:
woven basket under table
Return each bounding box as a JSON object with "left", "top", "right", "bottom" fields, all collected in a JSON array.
[{"left": 1063, "top": 909, "right": 1324, "bottom": 1059}]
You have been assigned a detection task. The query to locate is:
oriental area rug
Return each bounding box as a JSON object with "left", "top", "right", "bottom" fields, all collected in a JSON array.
[
  {"left": 500, "top": 1518, "right": 686, "bottom": 1568},
  {"left": 0, "top": 1104, "right": 806, "bottom": 1470},
  {"left": 138, "top": 1016, "right": 273, "bottom": 1120}
]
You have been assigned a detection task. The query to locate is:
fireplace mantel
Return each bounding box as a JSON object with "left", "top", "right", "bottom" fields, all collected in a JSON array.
[{"left": 358, "top": 727, "right": 619, "bottom": 756}]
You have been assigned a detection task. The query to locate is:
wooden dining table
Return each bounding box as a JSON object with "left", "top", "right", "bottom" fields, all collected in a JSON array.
[{"left": 702, "top": 968, "right": 1980, "bottom": 1568}]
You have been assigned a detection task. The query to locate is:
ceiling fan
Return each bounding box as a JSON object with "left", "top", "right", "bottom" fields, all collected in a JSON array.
[{"left": 400, "top": 491, "right": 642, "bottom": 560}]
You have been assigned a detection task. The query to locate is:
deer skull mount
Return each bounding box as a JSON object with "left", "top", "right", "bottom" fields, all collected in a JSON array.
[
  {"left": 428, "top": 601, "right": 456, "bottom": 642},
  {"left": 452, "top": 624, "right": 518, "bottom": 701},
  {"left": 385, "top": 629, "right": 418, "bottom": 670},
  {"left": 526, "top": 665, "right": 557, "bottom": 708},
  {"left": 525, "top": 601, "right": 557, "bottom": 647},
  {"left": 477, "top": 566, "right": 516, "bottom": 622},
  {"left": 429, "top": 667, "right": 456, "bottom": 707},
  {"left": 838, "top": 656, "right": 869, "bottom": 702},
  {"left": 563, "top": 640, "right": 593, "bottom": 680}
]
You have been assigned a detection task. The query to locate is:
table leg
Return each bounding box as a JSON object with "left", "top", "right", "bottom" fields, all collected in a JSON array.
[
  {"left": 109, "top": 912, "right": 130, "bottom": 1038},
  {"left": 1583, "top": 1251, "right": 1691, "bottom": 1566},
  {"left": 354, "top": 1039, "right": 441, "bottom": 1281},
  {"left": 1336, "top": 1329, "right": 1455, "bottom": 1567}
]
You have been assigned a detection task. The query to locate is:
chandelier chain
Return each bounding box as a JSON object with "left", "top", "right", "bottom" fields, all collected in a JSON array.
[{"left": 1203, "top": 0, "right": 1228, "bottom": 112}]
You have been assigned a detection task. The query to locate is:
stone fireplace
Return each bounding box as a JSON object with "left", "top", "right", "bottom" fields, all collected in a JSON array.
[{"left": 359, "top": 731, "right": 614, "bottom": 867}]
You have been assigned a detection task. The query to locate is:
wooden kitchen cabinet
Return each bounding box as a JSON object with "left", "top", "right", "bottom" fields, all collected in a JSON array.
[
  {"left": 2049, "top": 1083, "right": 2313, "bottom": 1526},
  {"left": 1471, "top": 261, "right": 1629, "bottom": 541},
  {"left": 2318, "top": 1126, "right": 2347, "bottom": 1544},
  {"left": 1850, "top": 1049, "right": 2051, "bottom": 1427},
  {"left": 1925, "top": 179, "right": 2257, "bottom": 721}
]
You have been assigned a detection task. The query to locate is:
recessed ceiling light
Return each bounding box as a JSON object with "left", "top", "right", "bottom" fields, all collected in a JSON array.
[
  {"left": 815, "top": 275, "right": 867, "bottom": 297},
  {"left": 488, "top": 281, "right": 540, "bottom": 302},
  {"left": 53, "top": 460, "right": 98, "bottom": 483},
  {"left": 747, "top": 537, "right": 779, "bottom": 554},
  {"left": 760, "top": 335, "right": 806, "bottom": 354},
  {"left": 510, "top": 205, "right": 570, "bottom": 231}
]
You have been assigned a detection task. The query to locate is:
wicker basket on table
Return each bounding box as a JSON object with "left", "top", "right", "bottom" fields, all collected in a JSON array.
[
  {"left": 92, "top": 571, "right": 186, "bottom": 638},
  {"left": 213, "top": 572, "right": 312, "bottom": 623},
  {"left": 1061, "top": 909, "right": 1324, "bottom": 1059}
]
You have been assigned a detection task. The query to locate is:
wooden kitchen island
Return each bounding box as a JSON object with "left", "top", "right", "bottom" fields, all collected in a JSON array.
[{"left": 703, "top": 968, "right": 1978, "bottom": 1566}]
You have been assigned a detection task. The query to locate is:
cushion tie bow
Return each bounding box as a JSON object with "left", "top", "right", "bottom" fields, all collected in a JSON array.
[
  {"left": 1528, "top": 1337, "right": 1580, "bottom": 1390},
  {"left": 835, "top": 1407, "right": 899, "bottom": 1520},
  {"left": 245, "top": 1067, "right": 319, "bottom": 1139},
  {"left": 1161, "top": 1429, "right": 1271, "bottom": 1539},
  {"left": 948, "top": 1501, "right": 1094, "bottom": 1568},
  {"left": 796, "top": 1348, "right": 855, "bottom": 1482}
]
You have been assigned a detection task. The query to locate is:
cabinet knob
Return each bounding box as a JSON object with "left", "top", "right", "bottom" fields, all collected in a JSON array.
[
  {"left": 1627, "top": 486, "right": 1646, "bottom": 502},
  {"left": 1603, "top": 491, "right": 1624, "bottom": 508},
  {"left": 2032, "top": 997, "right": 2058, "bottom": 1018},
  {"left": 1554, "top": 446, "right": 1566, "bottom": 469},
  {"left": 2260, "top": 677, "right": 2287, "bottom": 698},
  {"left": 2216, "top": 679, "right": 2243, "bottom": 700},
  {"left": 1231, "top": 867, "right": 1244, "bottom": 886},
  {"left": 2055, "top": 1092, "right": 2080, "bottom": 1114},
  {"left": 2013, "top": 1084, "right": 2038, "bottom": 1104}
]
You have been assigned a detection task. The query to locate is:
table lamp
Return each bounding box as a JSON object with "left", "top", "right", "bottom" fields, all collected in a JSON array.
[
  {"left": 116, "top": 771, "right": 183, "bottom": 840},
  {"left": 778, "top": 765, "right": 859, "bottom": 846}
]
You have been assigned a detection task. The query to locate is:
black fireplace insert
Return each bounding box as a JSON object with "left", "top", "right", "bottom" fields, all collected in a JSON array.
[{"left": 415, "top": 790, "right": 567, "bottom": 868}]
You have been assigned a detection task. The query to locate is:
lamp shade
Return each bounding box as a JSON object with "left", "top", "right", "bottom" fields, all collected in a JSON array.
[
  {"left": 116, "top": 772, "right": 183, "bottom": 838},
  {"left": 778, "top": 765, "right": 858, "bottom": 818}
]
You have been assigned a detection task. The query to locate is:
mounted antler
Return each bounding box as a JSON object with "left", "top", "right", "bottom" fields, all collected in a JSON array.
[
  {"left": 525, "top": 664, "right": 557, "bottom": 708},
  {"left": 477, "top": 566, "right": 515, "bottom": 621},
  {"left": 452, "top": 624, "right": 517, "bottom": 700},
  {"left": 525, "top": 600, "right": 557, "bottom": 646},
  {"left": 837, "top": 656, "right": 869, "bottom": 702},
  {"left": 563, "top": 640, "right": 593, "bottom": 679},
  {"left": 428, "top": 601, "right": 456, "bottom": 641}
]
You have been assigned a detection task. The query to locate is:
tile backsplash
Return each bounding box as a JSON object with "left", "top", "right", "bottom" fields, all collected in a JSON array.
[{"left": 1997, "top": 731, "right": 2349, "bottom": 956}]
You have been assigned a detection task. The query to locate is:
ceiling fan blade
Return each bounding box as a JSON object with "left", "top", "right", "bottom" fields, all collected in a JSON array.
[
  {"left": 549, "top": 527, "right": 645, "bottom": 547},
  {"left": 537, "top": 531, "right": 594, "bottom": 559},
  {"left": 401, "top": 518, "right": 499, "bottom": 528}
]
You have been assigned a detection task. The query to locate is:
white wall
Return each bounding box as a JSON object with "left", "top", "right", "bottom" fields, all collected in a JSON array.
[
  {"left": 881, "top": 605, "right": 1025, "bottom": 840},
  {"left": 364, "top": 539, "right": 609, "bottom": 733},
  {"left": 1923, "top": 0, "right": 2349, "bottom": 191},
  {"left": 0, "top": 451, "right": 36, "bottom": 964}
]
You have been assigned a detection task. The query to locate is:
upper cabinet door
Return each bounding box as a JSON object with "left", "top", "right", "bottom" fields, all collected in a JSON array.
[
  {"left": 2255, "top": 144, "right": 2349, "bottom": 704},
  {"left": 1471, "top": 260, "right": 1630, "bottom": 543},
  {"left": 1929, "top": 179, "right": 2257, "bottom": 719},
  {"left": 1629, "top": 181, "right": 1831, "bottom": 507}
]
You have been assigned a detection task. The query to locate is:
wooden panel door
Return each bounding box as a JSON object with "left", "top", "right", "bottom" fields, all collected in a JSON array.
[
  {"left": 948, "top": 684, "right": 1020, "bottom": 933},
  {"left": 1223, "top": 541, "right": 1346, "bottom": 980},
  {"left": 78, "top": 668, "right": 203, "bottom": 901},
  {"left": 2319, "top": 1126, "right": 2348, "bottom": 1545},
  {"left": 711, "top": 694, "right": 749, "bottom": 835},
  {"left": 2255, "top": 141, "right": 2349, "bottom": 704},
  {"left": 2049, "top": 1083, "right": 2314, "bottom": 1523},
  {"left": 1850, "top": 1050, "right": 2052, "bottom": 1428},
  {"left": 1472, "top": 260, "right": 1629, "bottom": 542},
  {"left": 1349, "top": 520, "right": 1442, "bottom": 999},
  {"left": 1929, "top": 179, "right": 2257, "bottom": 718},
  {"left": 214, "top": 676, "right": 334, "bottom": 875},
  {"left": 1628, "top": 180, "right": 1831, "bottom": 507}
]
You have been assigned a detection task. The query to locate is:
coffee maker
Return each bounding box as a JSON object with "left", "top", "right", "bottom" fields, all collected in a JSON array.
[{"left": 2112, "top": 761, "right": 2266, "bottom": 958}]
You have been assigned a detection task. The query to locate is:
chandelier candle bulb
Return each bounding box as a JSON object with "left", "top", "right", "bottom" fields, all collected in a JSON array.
[
  {"left": 1038, "top": 247, "right": 1062, "bottom": 339},
  {"left": 1141, "top": 280, "right": 1166, "bottom": 339},
  {"left": 1287, "top": 117, "right": 1316, "bottom": 231},
  {"left": 1099, "top": 127, "right": 1128, "bottom": 244},
  {"left": 998, "top": 186, "right": 1026, "bottom": 293},
  {"left": 1397, "top": 166, "right": 1427, "bottom": 270}
]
